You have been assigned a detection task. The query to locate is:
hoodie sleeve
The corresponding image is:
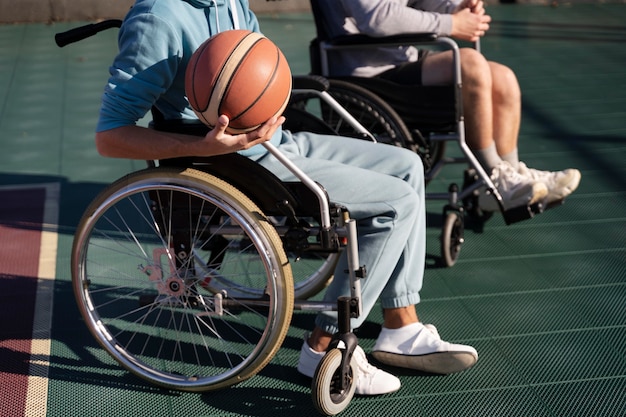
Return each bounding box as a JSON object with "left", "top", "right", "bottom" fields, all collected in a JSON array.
[
  {"left": 340, "top": 0, "right": 457, "bottom": 37},
  {"left": 239, "top": 0, "right": 261, "bottom": 32},
  {"left": 97, "top": 12, "right": 182, "bottom": 132}
]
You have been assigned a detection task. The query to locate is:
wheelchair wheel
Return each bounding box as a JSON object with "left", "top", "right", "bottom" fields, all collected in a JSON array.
[
  {"left": 71, "top": 167, "right": 294, "bottom": 392},
  {"left": 441, "top": 210, "right": 464, "bottom": 267},
  {"left": 288, "top": 249, "right": 339, "bottom": 300},
  {"left": 290, "top": 79, "right": 412, "bottom": 147},
  {"left": 196, "top": 227, "right": 339, "bottom": 301},
  {"left": 290, "top": 79, "right": 442, "bottom": 183},
  {"left": 412, "top": 129, "right": 447, "bottom": 184},
  {"left": 311, "top": 348, "right": 357, "bottom": 416}
]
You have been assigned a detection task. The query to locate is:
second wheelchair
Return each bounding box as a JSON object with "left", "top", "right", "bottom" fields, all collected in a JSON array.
[{"left": 290, "top": 0, "right": 550, "bottom": 267}]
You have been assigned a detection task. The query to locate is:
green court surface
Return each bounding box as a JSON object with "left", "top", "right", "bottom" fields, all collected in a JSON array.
[{"left": 0, "top": 3, "right": 624, "bottom": 417}]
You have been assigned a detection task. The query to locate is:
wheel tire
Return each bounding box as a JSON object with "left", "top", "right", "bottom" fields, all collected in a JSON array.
[
  {"left": 441, "top": 211, "right": 464, "bottom": 267},
  {"left": 72, "top": 167, "right": 294, "bottom": 391},
  {"left": 311, "top": 348, "right": 357, "bottom": 416}
]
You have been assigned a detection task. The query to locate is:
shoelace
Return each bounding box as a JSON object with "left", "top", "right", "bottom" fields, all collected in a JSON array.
[
  {"left": 423, "top": 324, "right": 441, "bottom": 339},
  {"left": 492, "top": 161, "right": 529, "bottom": 189},
  {"left": 353, "top": 346, "right": 379, "bottom": 375},
  {"left": 397, "top": 323, "right": 450, "bottom": 354},
  {"left": 519, "top": 162, "right": 557, "bottom": 182}
]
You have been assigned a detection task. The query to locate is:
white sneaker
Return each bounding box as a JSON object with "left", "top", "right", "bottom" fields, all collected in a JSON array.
[
  {"left": 297, "top": 339, "right": 401, "bottom": 396},
  {"left": 479, "top": 161, "right": 548, "bottom": 212},
  {"left": 372, "top": 322, "right": 478, "bottom": 375},
  {"left": 517, "top": 162, "right": 581, "bottom": 205}
]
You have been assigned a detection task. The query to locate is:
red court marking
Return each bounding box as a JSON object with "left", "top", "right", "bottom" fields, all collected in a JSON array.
[{"left": 0, "top": 186, "right": 47, "bottom": 417}]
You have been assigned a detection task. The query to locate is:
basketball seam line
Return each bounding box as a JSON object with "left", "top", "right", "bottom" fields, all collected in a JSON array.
[
  {"left": 229, "top": 45, "right": 279, "bottom": 126},
  {"left": 207, "top": 32, "right": 265, "bottom": 129}
]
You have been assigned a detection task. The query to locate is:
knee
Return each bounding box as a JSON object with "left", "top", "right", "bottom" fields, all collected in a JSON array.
[
  {"left": 491, "top": 63, "right": 521, "bottom": 104},
  {"left": 398, "top": 147, "right": 425, "bottom": 189},
  {"left": 378, "top": 162, "right": 424, "bottom": 221},
  {"left": 459, "top": 48, "right": 491, "bottom": 88},
  {"left": 398, "top": 182, "right": 424, "bottom": 220}
]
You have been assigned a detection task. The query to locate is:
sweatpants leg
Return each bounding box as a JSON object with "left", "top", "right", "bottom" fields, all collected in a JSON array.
[{"left": 254, "top": 131, "right": 426, "bottom": 334}]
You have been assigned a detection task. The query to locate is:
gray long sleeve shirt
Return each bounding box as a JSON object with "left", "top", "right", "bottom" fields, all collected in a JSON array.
[{"left": 318, "top": 0, "right": 460, "bottom": 77}]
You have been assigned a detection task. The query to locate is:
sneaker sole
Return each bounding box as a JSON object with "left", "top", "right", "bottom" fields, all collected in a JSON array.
[{"left": 371, "top": 350, "right": 477, "bottom": 375}]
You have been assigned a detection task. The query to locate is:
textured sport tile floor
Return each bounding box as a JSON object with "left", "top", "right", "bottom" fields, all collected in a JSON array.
[{"left": 0, "top": 3, "right": 624, "bottom": 417}]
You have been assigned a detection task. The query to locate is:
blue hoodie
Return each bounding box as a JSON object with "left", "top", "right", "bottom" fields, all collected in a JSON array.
[{"left": 97, "top": 0, "right": 281, "bottom": 155}]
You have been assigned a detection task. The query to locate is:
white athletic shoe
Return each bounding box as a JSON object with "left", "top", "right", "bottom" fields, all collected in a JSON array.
[
  {"left": 479, "top": 161, "right": 548, "bottom": 212},
  {"left": 372, "top": 322, "right": 478, "bottom": 375},
  {"left": 517, "top": 162, "right": 581, "bottom": 205},
  {"left": 297, "top": 339, "right": 401, "bottom": 396}
]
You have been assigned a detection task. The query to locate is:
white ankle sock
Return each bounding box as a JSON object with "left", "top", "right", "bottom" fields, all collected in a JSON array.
[
  {"left": 474, "top": 143, "right": 502, "bottom": 172},
  {"left": 500, "top": 148, "right": 519, "bottom": 170}
]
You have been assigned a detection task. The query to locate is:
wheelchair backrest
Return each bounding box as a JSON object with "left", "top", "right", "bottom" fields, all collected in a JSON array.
[
  {"left": 309, "top": 0, "right": 349, "bottom": 41},
  {"left": 308, "top": 0, "right": 347, "bottom": 75}
]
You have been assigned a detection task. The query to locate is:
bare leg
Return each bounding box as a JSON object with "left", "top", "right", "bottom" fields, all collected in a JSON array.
[
  {"left": 488, "top": 61, "right": 521, "bottom": 157},
  {"left": 419, "top": 48, "right": 548, "bottom": 209},
  {"left": 382, "top": 305, "right": 419, "bottom": 329},
  {"left": 422, "top": 48, "right": 494, "bottom": 151},
  {"left": 307, "top": 306, "right": 419, "bottom": 352}
]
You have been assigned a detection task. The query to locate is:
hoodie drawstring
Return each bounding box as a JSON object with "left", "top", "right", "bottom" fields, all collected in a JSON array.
[{"left": 206, "top": 0, "right": 240, "bottom": 33}]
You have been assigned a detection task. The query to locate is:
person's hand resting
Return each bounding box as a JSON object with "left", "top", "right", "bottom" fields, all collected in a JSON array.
[
  {"left": 452, "top": 0, "right": 491, "bottom": 42},
  {"left": 204, "top": 114, "right": 285, "bottom": 155}
]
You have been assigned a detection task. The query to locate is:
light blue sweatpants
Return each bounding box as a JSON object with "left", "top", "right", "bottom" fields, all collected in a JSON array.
[{"left": 254, "top": 131, "right": 426, "bottom": 334}]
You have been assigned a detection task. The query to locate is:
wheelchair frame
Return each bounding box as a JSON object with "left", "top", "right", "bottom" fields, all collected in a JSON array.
[
  {"left": 57, "top": 20, "right": 383, "bottom": 416},
  {"left": 304, "top": 0, "right": 545, "bottom": 266}
]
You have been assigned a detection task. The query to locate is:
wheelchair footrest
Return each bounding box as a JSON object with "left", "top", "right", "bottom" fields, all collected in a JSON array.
[{"left": 502, "top": 201, "right": 544, "bottom": 225}]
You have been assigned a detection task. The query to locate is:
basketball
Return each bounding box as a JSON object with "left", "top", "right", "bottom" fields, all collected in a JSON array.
[{"left": 185, "top": 30, "right": 292, "bottom": 134}]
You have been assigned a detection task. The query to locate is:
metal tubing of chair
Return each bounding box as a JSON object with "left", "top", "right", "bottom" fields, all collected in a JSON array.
[
  {"left": 291, "top": 88, "right": 376, "bottom": 142},
  {"left": 344, "top": 218, "right": 363, "bottom": 319},
  {"left": 456, "top": 120, "right": 502, "bottom": 205},
  {"left": 262, "top": 142, "right": 332, "bottom": 229},
  {"left": 316, "top": 90, "right": 376, "bottom": 142}
]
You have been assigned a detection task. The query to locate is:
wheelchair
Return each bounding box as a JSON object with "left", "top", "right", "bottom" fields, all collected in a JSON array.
[
  {"left": 57, "top": 20, "right": 382, "bottom": 416},
  {"left": 291, "top": 0, "right": 547, "bottom": 267}
]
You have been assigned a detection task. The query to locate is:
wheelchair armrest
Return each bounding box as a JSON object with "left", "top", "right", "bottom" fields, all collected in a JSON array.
[
  {"left": 292, "top": 75, "right": 330, "bottom": 92},
  {"left": 313, "top": 31, "right": 461, "bottom": 82},
  {"left": 327, "top": 32, "right": 438, "bottom": 47}
]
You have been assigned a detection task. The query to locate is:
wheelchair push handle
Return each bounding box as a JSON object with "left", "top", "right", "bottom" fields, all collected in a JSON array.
[{"left": 55, "top": 19, "right": 122, "bottom": 47}]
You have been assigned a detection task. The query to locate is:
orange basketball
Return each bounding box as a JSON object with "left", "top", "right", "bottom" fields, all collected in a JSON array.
[{"left": 185, "top": 30, "right": 292, "bottom": 134}]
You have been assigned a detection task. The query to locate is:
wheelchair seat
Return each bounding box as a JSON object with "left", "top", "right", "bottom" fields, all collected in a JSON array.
[{"left": 333, "top": 76, "right": 457, "bottom": 133}]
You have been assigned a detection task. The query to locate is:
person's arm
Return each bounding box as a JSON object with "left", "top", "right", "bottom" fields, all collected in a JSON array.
[
  {"left": 240, "top": 0, "right": 262, "bottom": 33},
  {"left": 340, "top": 0, "right": 489, "bottom": 40},
  {"left": 95, "top": 10, "right": 283, "bottom": 161},
  {"left": 340, "top": 0, "right": 455, "bottom": 36},
  {"left": 95, "top": 115, "right": 284, "bottom": 160}
]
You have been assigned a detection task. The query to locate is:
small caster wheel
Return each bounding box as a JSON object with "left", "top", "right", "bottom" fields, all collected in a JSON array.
[
  {"left": 441, "top": 211, "right": 464, "bottom": 267},
  {"left": 311, "top": 348, "right": 357, "bottom": 416}
]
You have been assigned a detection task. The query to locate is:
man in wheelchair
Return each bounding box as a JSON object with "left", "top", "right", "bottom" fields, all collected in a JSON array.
[
  {"left": 317, "top": 0, "right": 581, "bottom": 211},
  {"left": 95, "top": 0, "right": 478, "bottom": 398}
]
